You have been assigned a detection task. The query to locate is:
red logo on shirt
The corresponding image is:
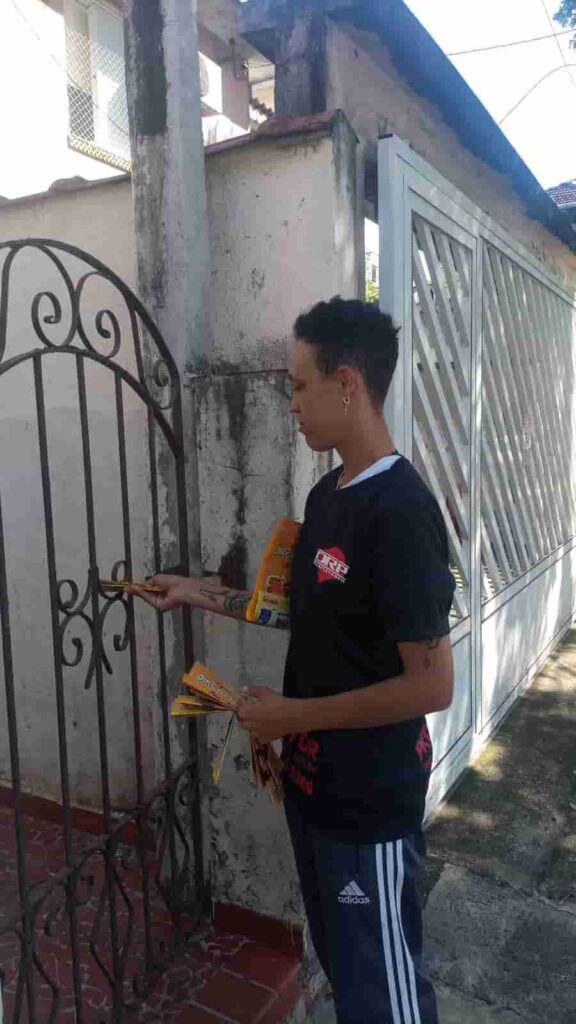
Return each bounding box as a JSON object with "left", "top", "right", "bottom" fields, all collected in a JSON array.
[
  {"left": 416, "top": 722, "right": 433, "bottom": 772},
  {"left": 314, "top": 547, "right": 350, "bottom": 584},
  {"left": 283, "top": 732, "right": 320, "bottom": 797}
]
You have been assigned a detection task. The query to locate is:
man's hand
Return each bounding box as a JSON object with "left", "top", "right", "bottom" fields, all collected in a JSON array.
[
  {"left": 127, "top": 574, "right": 197, "bottom": 612},
  {"left": 237, "top": 686, "right": 301, "bottom": 744}
]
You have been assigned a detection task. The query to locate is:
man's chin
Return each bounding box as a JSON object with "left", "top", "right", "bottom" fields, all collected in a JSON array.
[{"left": 304, "top": 435, "right": 333, "bottom": 453}]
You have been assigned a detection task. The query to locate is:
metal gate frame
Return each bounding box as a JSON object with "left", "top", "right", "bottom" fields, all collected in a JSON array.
[
  {"left": 378, "top": 137, "right": 576, "bottom": 812},
  {"left": 0, "top": 239, "right": 205, "bottom": 1021}
]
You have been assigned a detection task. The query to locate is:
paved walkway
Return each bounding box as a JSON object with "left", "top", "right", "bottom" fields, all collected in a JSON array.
[
  {"left": 307, "top": 626, "right": 576, "bottom": 1023},
  {"left": 0, "top": 809, "right": 300, "bottom": 1023}
]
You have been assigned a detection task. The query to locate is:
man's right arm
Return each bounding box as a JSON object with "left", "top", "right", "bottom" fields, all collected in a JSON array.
[{"left": 128, "top": 574, "right": 252, "bottom": 622}]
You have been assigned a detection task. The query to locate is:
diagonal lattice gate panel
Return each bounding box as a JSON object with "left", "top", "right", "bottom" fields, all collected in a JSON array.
[
  {"left": 481, "top": 243, "right": 576, "bottom": 600},
  {"left": 411, "top": 213, "right": 473, "bottom": 622},
  {"left": 379, "top": 135, "right": 576, "bottom": 816}
]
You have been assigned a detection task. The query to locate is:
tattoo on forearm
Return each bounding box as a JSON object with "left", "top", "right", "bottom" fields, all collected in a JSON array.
[
  {"left": 199, "top": 586, "right": 250, "bottom": 618},
  {"left": 423, "top": 638, "right": 441, "bottom": 670},
  {"left": 222, "top": 590, "right": 251, "bottom": 615}
]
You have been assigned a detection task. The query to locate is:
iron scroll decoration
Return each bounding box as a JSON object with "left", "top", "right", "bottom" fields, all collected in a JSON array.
[
  {"left": 0, "top": 239, "right": 203, "bottom": 1020},
  {"left": 0, "top": 239, "right": 184, "bottom": 690},
  {"left": 0, "top": 239, "right": 179, "bottom": 413}
]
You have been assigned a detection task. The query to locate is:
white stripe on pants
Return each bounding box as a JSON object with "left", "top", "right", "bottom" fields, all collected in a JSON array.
[{"left": 376, "top": 840, "right": 422, "bottom": 1024}]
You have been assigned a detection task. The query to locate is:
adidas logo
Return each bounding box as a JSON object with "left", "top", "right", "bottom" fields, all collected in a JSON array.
[{"left": 338, "top": 881, "right": 370, "bottom": 905}]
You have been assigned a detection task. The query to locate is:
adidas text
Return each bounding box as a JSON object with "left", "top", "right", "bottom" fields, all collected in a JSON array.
[{"left": 338, "top": 882, "right": 370, "bottom": 905}]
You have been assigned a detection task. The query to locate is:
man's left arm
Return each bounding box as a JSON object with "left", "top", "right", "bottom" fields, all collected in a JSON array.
[
  {"left": 293, "top": 635, "right": 453, "bottom": 731},
  {"left": 238, "top": 636, "right": 454, "bottom": 742}
]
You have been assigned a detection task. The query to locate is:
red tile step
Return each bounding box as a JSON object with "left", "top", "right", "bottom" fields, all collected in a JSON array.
[
  {"left": 0, "top": 795, "right": 303, "bottom": 1023},
  {"left": 131, "top": 937, "right": 302, "bottom": 1024}
]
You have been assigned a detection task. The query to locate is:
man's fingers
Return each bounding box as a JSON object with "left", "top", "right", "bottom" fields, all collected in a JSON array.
[
  {"left": 236, "top": 703, "right": 251, "bottom": 725},
  {"left": 150, "top": 574, "right": 177, "bottom": 589},
  {"left": 243, "top": 685, "right": 273, "bottom": 699},
  {"left": 126, "top": 584, "right": 164, "bottom": 610}
]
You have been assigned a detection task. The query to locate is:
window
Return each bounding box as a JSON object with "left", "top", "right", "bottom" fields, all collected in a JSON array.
[{"left": 64, "top": 0, "right": 130, "bottom": 170}]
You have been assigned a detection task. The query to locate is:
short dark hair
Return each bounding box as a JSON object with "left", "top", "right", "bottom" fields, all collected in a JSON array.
[{"left": 294, "top": 296, "right": 400, "bottom": 406}]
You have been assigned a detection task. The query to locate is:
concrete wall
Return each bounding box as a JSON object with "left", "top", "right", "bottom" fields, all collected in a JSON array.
[
  {"left": 325, "top": 18, "right": 576, "bottom": 293},
  {"left": 0, "top": 177, "right": 134, "bottom": 279},
  {"left": 0, "top": 116, "right": 359, "bottom": 922},
  {"left": 198, "top": 0, "right": 239, "bottom": 46},
  {"left": 196, "top": 116, "right": 358, "bottom": 921}
]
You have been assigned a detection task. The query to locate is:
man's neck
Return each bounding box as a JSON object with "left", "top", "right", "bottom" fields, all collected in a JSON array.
[{"left": 337, "top": 421, "right": 396, "bottom": 487}]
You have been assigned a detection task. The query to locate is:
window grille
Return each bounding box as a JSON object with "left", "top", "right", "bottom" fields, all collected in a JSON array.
[{"left": 65, "top": 1, "right": 130, "bottom": 171}]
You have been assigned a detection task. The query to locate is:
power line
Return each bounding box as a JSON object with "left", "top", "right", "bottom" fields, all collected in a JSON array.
[
  {"left": 538, "top": 0, "right": 576, "bottom": 95},
  {"left": 448, "top": 26, "right": 575, "bottom": 57},
  {"left": 498, "top": 63, "right": 576, "bottom": 124}
]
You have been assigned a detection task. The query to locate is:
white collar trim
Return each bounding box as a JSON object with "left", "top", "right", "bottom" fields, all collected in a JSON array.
[{"left": 339, "top": 453, "right": 401, "bottom": 490}]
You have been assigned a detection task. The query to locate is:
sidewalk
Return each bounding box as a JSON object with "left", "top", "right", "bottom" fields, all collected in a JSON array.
[{"left": 308, "top": 626, "right": 576, "bottom": 1023}]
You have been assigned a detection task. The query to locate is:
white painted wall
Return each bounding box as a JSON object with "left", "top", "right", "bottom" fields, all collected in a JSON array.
[{"left": 0, "top": 177, "right": 134, "bottom": 278}]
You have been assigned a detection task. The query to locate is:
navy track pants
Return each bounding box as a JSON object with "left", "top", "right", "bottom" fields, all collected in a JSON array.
[{"left": 285, "top": 797, "right": 439, "bottom": 1024}]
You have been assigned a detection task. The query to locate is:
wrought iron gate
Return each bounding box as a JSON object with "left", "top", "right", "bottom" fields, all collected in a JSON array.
[{"left": 0, "top": 239, "right": 205, "bottom": 1021}]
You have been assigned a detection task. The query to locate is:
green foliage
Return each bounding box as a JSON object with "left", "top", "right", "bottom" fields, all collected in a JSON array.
[
  {"left": 554, "top": 0, "right": 576, "bottom": 29},
  {"left": 366, "top": 278, "right": 379, "bottom": 304}
]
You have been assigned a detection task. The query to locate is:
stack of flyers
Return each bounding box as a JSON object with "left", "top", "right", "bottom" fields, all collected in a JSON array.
[
  {"left": 174, "top": 662, "right": 240, "bottom": 716},
  {"left": 171, "top": 662, "right": 284, "bottom": 803}
]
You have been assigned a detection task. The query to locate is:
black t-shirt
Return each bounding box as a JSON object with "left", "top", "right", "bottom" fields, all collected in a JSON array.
[{"left": 282, "top": 456, "right": 456, "bottom": 843}]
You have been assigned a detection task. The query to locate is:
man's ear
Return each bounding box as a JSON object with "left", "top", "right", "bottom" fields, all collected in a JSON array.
[{"left": 338, "top": 365, "right": 359, "bottom": 396}]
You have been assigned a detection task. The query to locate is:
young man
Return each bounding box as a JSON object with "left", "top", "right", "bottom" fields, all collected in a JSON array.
[{"left": 131, "top": 298, "right": 455, "bottom": 1024}]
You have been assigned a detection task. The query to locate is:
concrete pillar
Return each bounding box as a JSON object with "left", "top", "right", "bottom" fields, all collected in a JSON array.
[
  {"left": 240, "top": 0, "right": 329, "bottom": 116},
  {"left": 239, "top": 0, "right": 364, "bottom": 298},
  {"left": 124, "top": 0, "right": 211, "bottom": 374},
  {"left": 274, "top": 3, "right": 328, "bottom": 116},
  {"left": 123, "top": 0, "right": 211, "bottom": 886}
]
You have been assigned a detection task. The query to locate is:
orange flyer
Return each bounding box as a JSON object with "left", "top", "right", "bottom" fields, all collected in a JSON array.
[{"left": 245, "top": 518, "right": 301, "bottom": 629}]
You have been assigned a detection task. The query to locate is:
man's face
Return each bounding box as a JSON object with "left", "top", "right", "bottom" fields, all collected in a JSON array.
[{"left": 288, "top": 339, "right": 344, "bottom": 452}]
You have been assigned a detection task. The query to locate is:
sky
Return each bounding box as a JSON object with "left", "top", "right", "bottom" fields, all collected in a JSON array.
[{"left": 404, "top": 0, "right": 576, "bottom": 189}]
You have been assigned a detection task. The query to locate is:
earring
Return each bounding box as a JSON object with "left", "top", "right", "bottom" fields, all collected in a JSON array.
[{"left": 343, "top": 395, "right": 350, "bottom": 416}]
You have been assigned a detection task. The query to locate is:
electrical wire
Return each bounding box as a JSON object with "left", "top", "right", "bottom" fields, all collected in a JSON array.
[
  {"left": 8, "top": 0, "right": 130, "bottom": 139},
  {"left": 448, "top": 26, "right": 575, "bottom": 56},
  {"left": 538, "top": 0, "right": 576, "bottom": 95},
  {"left": 498, "top": 63, "right": 576, "bottom": 123}
]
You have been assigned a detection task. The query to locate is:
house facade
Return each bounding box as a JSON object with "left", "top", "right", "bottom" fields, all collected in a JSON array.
[{"left": 1, "top": 1, "right": 576, "bottom": 1019}]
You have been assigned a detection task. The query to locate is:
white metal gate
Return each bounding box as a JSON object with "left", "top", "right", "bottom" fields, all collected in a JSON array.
[{"left": 378, "top": 137, "right": 576, "bottom": 812}]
